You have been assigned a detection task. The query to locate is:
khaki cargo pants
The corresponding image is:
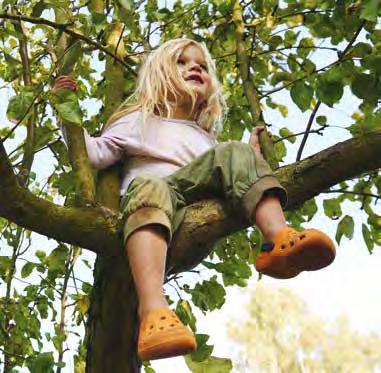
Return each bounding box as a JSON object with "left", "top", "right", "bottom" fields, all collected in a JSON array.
[{"left": 120, "top": 141, "right": 288, "bottom": 245}]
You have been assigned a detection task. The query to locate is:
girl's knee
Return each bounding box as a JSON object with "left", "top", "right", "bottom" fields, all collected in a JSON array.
[
  {"left": 130, "top": 174, "right": 170, "bottom": 190},
  {"left": 214, "top": 141, "right": 254, "bottom": 158}
]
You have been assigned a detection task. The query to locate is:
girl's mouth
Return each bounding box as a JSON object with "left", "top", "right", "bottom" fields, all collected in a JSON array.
[{"left": 185, "top": 74, "right": 204, "bottom": 84}]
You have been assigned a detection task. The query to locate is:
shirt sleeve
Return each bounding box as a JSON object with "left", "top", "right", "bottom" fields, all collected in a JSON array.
[{"left": 83, "top": 111, "right": 140, "bottom": 170}]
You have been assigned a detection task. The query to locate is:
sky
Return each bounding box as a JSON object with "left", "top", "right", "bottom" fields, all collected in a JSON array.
[{"left": 1, "top": 4, "right": 381, "bottom": 373}]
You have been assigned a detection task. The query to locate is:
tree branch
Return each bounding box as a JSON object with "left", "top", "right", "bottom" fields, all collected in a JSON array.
[
  {"left": 54, "top": 8, "right": 95, "bottom": 205},
  {"left": 12, "top": 12, "right": 37, "bottom": 186},
  {"left": 323, "top": 189, "right": 380, "bottom": 201},
  {"left": 0, "top": 12, "right": 137, "bottom": 75},
  {"left": 232, "top": 0, "right": 278, "bottom": 169},
  {"left": 274, "top": 126, "right": 327, "bottom": 143},
  {"left": 296, "top": 101, "right": 321, "bottom": 161},
  {"left": 295, "top": 20, "right": 365, "bottom": 161},
  {"left": 1, "top": 129, "right": 381, "bottom": 273}
]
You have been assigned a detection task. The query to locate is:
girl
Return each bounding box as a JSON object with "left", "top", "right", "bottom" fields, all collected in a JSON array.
[{"left": 53, "top": 38, "right": 335, "bottom": 361}]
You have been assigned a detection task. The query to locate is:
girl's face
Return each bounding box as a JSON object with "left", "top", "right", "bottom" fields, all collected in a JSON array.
[{"left": 176, "top": 44, "right": 212, "bottom": 106}]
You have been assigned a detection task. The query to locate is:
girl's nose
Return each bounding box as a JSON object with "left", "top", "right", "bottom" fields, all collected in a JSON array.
[{"left": 189, "top": 63, "right": 202, "bottom": 73}]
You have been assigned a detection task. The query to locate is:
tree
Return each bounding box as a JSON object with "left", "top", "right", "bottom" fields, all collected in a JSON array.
[
  {"left": 0, "top": 0, "right": 380, "bottom": 372},
  {"left": 228, "top": 282, "right": 381, "bottom": 372}
]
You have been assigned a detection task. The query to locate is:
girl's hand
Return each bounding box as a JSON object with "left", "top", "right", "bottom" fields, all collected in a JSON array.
[
  {"left": 52, "top": 75, "right": 78, "bottom": 94},
  {"left": 249, "top": 126, "right": 265, "bottom": 154}
]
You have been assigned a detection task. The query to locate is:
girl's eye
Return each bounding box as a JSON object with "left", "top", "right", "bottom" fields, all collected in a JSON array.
[
  {"left": 177, "top": 59, "right": 185, "bottom": 65},
  {"left": 201, "top": 65, "right": 208, "bottom": 71}
]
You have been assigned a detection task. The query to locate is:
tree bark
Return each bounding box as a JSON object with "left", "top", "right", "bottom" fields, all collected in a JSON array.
[
  {"left": 1, "top": 129, "right": 380, "bottom": 267},
  {"left": 86, "top": 256, "right": 140, "bottom": 373},
  {"left": 86, "top": 19, "right": 141, "bottom": 372}
]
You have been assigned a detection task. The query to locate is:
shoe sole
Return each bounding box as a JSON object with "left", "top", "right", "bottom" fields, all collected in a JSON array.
[{"left": 138, "top": 327, "right": 197, "bottom": 361}]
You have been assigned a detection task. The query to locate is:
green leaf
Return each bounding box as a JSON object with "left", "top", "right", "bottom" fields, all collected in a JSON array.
[
  {"left": 21, "top": 262, "right": 35, "bottom": 278},
  {"left": 297, "top": 37, "right": 315, "bottom": 58},
  {"left": 185, "top": 354, "right": 232, "bottom": 373},
  {"left": 335, "top": 215, "right": 354, "bottom": 244},
  {"left": 360, "top": 0, "right": 379, "bottom": 22},
  {"left": 274, "top": 138, "right": 287, "bottom": 162},
  {"left": 46, "top": 245, "right": 69, "bottom": 276},
  {"left": 362, "top": 223, "right": 374, "bottom": 254},
  {"left": 368, "top": 213, "right": 381, "bottom": 229},
  {"left": 323, "top": 198, "right": 342, "bottom": 220},
  {"left": 284, "top": 30, "right": 299, "bottom": 47},
  {"left": 176, "top": 300, "right": 197, "bottom": 332},
  {"left": 27, "top": 352, "right": 54, "bottom": 373},
  {"left": 0, "top": 256, "right": 11, "bottom": 273},
  {"left": 268, "top": 35, "right": 283, "bottom": 49},
  {"left": 185, "top": 276, "right": 226, "bottom": 313},
  {"left": 279, "top": 127, "right": 296, "bottom": 143},
  {"left": 287, "top": 54, "right": 298, "bottom": 73},
  {"left": 6, "top": 91, "right": 34, "bottom": 123},
  {"left": 31, "top": 1, "right": 46, "bottom": 17},
  {"left": 290, "top": 82, "right": 313, "bottom": 112},
  {"left": 348, "top": 42, "right": 372, "bottom": 58},
  {"left": 210, "top": 257, "right": 252, "bottom": 287},
  {"left": 299, "top": 198, "right": 318, "bottom": 222},
  {"left": 270, "top": 72, "right": 293, "bottom": 86},
  {"left": 35, "top": 250, "right": 46, "bottom": 261},
  {"left": 190, "top": 334, "right": 214, "bottom": 362},
  {"left": 75, "top": 294, "right": 90, "bottom": 315},
  {"left": 351, "top": 73, "right": 378, "bottom": 104},
  {"left": 316, "top": 115, "right": 327, "bottom": 126},
  {"left": 116, "top": 0, "right": 134, "bottom": 11},
  {"left": 349, "top": 111, "right": 381, "bottom": 135},
  {"left": 51, "top": 90, "right": 83, "bottom": 126},
  {"left": 91, "top": 12, "right": 107, "bottom": 33},
  {"left": 55, "top": 102, "right": 83, "bottom": 125},
  {"left": 316, "top": 74, "right": 343, "bottom": 107},
  {"left": 141, "top": 359, "right": 156, "bottom": 373}
]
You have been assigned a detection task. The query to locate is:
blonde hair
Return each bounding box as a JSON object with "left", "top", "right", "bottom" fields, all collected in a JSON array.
[{"left": 106, "top": 38, "right": 227, "bottom": 135}]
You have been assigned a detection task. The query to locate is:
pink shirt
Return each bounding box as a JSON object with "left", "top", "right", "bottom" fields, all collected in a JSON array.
[{"left": 83, "top": 110, "right": 217, "bottom": 195}]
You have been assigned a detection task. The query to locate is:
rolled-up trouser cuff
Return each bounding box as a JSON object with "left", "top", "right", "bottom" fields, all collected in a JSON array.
[
  {"left": 241, "top": 175, "right": 288, "bottom": 224},
  {"left": 123, "top": 207, "right": 173, "bottom": 246}
]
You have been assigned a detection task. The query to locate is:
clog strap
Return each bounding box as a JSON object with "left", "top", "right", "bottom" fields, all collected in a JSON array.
[{"left": 140, "top": 308, "right": 181, "bottom": 335}]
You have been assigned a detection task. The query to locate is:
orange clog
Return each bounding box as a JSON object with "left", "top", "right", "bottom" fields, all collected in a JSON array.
[
  {"left": 138, "top": 308, "right": 197, "bottom": 361},
  {"left": 255, "top": 227, "right": 336, "bottom": 279}
]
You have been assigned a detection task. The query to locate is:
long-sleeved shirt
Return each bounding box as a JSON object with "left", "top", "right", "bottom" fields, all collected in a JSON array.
[{"left": 83, "top": 110, "right": 217, "bottom": 195}]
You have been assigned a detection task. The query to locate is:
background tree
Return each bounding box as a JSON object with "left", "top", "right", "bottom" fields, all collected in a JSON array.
[
  {"left": 228, "top": 282, "right": 381, "bottom": 372},
  {"left": 0, "top": 0, "right": 380, "bottom": 372}
]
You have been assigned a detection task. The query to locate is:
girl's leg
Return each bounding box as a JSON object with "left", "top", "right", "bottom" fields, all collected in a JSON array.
[
  {"left": 255, "top": 194, "right": 287, "bottom": 242},
  {"left": 165, "top": 141, "right": 335, "bottom": 279},
  {"left": 122, "top": 175, "right": 196, "bottom": 360},
  {"left": 125, "top": 225, "right": 169, "bottom": 320}
]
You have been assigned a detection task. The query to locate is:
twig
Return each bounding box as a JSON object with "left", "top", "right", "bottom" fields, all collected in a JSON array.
[
  {"left": 323, "top": 189, "right": 380, "bottom": 201},
  {"left": 296, "top": 101, "right": 321, "bottom": 161},
  {"left": 260, "top": 60, "right": 339, "bottom": 98},
  {"left": 296, "top": 20, "right": 365, "bottom": 161},
  {"left": 114, "top": 24, "right": 126, "bottom": 56},
  {"left": 167, "top": 281, "right": 183, "bottom": 301},
  {"left": 0, "top": 41, "right": 80, "bottom": 144},
  {"left": 0, "top": 12, "right": 136, "bottom": 74},
  {"left": 11, "top": 137, "right": 62, "bottom": 167},
  {"left": 147, "top": 0, "right": 208, "bottom": 38},
  {"left": 274, "top": 126, "right": 326, "bottom": 143},
  {"left": 214, "top": 45, "right": 337, "bottom": 60}
]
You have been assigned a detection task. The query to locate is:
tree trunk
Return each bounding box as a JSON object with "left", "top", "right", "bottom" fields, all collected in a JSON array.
[
  {"left": 86, "top": 254, "right": 141, "bottom": 373},
  {"left": 86, "top": 22, "right": 142, "bottom": 371}
]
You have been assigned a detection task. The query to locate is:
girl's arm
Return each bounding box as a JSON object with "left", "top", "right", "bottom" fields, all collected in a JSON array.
[{"left": 52, "top": 76, "right": 126, "bottom": 170}]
